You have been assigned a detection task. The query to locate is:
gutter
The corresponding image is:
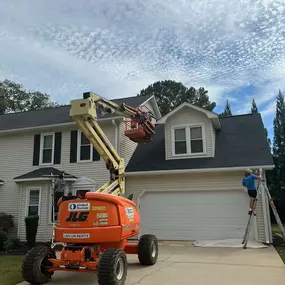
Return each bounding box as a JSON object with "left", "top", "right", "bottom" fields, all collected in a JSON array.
[
  {"left": 17, "top": 184, "right": 23, "bottom": 238},
  {"left": 0, "top": 116, "right": 124, "bottom": 135},
  {"left": 14, "top": 177, "right": 78, "bottom": 183},
  {"left": 125, "top": 165, "right": 275, "bottom": 176}
]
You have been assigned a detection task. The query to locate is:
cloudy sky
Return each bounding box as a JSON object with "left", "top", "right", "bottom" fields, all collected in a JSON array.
[{"left": 0, "top": 0, "right": 285, "bottom": 140}]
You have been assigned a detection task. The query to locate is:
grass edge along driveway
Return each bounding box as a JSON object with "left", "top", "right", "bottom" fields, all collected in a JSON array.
[
  {"left": 0, "top": 255, "right": 24, "bottom": 285},
  {"left": 271, "top": 223, "right": 285, "bottom": 263}
]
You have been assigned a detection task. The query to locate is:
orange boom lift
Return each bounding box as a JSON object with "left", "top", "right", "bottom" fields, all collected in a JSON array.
[{"left": 21, "top": 92, "right": 158, "bottom": 285}]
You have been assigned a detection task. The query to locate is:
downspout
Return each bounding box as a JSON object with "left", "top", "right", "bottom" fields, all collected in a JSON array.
[
  {"left": 111, "top": 119, "right": 119, "bottom": 153},
  {"left": 262, "top": 171, "right": 271, "bottom": 243},
  {"left": 17, "top": 184, "right": 23, "bottom": 239}
]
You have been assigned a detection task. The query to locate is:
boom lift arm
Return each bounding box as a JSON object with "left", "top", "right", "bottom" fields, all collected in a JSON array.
[{"left": 69, "top": 91, "right": 156, "bottom": 197}]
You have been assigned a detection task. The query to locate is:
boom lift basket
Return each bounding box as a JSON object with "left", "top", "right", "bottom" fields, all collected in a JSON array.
[{"left": 124, "top": 119, "right": 153, "bottom": 143}]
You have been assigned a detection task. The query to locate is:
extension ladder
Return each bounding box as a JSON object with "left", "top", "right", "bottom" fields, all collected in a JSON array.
[{"left": 242, "top": 170, "right": 285, "bottom": 249}]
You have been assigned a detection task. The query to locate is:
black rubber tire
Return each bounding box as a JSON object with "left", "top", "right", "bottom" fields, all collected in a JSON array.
[
  {"left": 22, "top": 245, "right": 56, "bottom": 285},
  {"left": 97, "top": 248, "right": 127, "bottom": 285},
  {"left": 138, "top": 234, "right": 159, "bottom": 265}
]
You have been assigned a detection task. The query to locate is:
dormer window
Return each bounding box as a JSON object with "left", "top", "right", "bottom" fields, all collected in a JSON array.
[{"left": 172, "top": 124, "right": 205, "bottom": 156}]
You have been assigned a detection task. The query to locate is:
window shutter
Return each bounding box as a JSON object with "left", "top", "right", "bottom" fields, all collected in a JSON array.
[
  {"left": 33, "top": 134, "right": 41, "bottom": 166},
  {"left": 70, "top": 130, "right": 78, "bottom": 163},
  {"left": 54, "top": 132, "right": 62, "bottom": 164},
  {"left": 93, "top": 147, "right": 100, "bottom": 161}
]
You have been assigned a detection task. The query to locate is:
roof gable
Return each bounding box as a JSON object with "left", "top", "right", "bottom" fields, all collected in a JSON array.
[
  {"left": 158, "top": 102, "right": 221, "bottom": 130},
  {"left": 126, "top": 113, "right": 273, "bottom": 173}
]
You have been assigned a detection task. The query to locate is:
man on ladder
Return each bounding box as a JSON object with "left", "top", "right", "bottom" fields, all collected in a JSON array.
[
  {"left": 242, "top": 168, "right": 262, "bottom": 215},
  {"left": 242, "top": 167, "right": 285, "bottom": 249}
]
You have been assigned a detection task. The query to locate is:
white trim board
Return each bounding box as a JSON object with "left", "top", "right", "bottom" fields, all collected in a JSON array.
[
  {"left": 158, "top": 102, "right": 221, "bottom": 130},
  {"left": 140, "top": 95, "right": 162, "bottom": 119},
  {"left": 126, "top": 165, "right": 275, "bottom": 176}
]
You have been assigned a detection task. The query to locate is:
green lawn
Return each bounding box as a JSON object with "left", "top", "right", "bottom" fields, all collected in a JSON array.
[
  {"left": 271, "top": 223, "right": 284, "bottom": 233},
  {"left": 0, "top": 256, "right": 24, "bottom": 285},
  {"left": 271, "top": 223, "right": 285, "bottom": 264}
]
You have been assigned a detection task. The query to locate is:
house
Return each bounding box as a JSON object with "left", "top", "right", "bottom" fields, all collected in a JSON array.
[
  {"left": 0, "top": 94, "right": 161, "bottom": 242},
  {"left": 125, "top": 102, "right": 274, "bottom": 243},
  {"left": 0, "top": 95, "right": 274, "bottom": 244}
]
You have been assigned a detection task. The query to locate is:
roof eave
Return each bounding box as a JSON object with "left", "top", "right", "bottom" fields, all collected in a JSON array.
[
  {"left": 0, "top": 115, "right": 124, "bottom": 135},
  {"left": 14, "top": 177, "right": 77, "bottom": 183},
  {"left": 125, "top": 164, "right": 275, "bottom": 176},
  {"left": 158, "top": 102, "right": 221, "bottom": 129}
]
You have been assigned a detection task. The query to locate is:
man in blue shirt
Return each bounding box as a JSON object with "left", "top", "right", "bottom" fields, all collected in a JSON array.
[{"left": 242, "top": 169, "right": 262, "bottom": 215}]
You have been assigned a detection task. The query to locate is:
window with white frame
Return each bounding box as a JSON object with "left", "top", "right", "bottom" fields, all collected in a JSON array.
[
  {"left": 78, "top": 131, "right": 92, "bottom": 161},
  {"left": 27, "top": 189, "right": 40, "bottom": 216},
  {"left": 40, "top": 133, "right": 54, "bottom": 164},
  {"left": 173, "top": 125, "right": 204, "bottom": 155}
]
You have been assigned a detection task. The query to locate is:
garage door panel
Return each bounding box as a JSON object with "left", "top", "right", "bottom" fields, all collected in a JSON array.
[{"left": 139, "top": 190, "right": 250, "bottom": 240}]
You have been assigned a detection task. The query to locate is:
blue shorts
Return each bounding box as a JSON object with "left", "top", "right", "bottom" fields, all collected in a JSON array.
[{"left": 248, "top": 190, "right": 257, "bottom": 198}]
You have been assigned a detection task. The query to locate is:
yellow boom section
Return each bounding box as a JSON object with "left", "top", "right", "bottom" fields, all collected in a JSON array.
[{"left": 70, "top": 91, "right": 131, "bottom": 196}]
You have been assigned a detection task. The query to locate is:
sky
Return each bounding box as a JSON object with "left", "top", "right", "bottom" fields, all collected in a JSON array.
[{"left": 0, "top": 0, "right": 285, "bottom": 141}]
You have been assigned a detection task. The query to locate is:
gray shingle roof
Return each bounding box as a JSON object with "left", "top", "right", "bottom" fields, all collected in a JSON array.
[
  {"left": 126, "top": 113, "right": 274, "bottom": 172},
  {"left": 14, "top": 167, "right": 77, "bottom": 180},
  {"left": 0, "top": 94, "right": 152, "bottom": 131}
]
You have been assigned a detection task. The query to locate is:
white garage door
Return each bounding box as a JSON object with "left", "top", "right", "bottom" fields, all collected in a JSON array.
[{"left": 138, "top": 190, "right": 252, "bottom": 241}]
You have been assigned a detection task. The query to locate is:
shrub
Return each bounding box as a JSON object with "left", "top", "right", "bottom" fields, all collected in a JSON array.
[
  {"left": 25, "top": 215, "right": 39, "bottom": 248},
  {"left": 0, "top": 212, "right": 14, "bottom": 233},
  {"left": 0, "top": 230, "right": 8, "bottom": 250},
  {"left": 4, "top": 238, "right": 21, "bottom": 251}
]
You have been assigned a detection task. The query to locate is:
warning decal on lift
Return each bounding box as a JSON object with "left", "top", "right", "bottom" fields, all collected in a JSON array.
[
  {"left": 63, "top": 233, "right": 90, "bottom": 239},
  {"left": 68, "top": 203, "right": 90, "bottom": 211},
  {"left": 125, "top": 207, "right": 134, "bottom": 219},
  {"left": 97, "top": 213, "right": 108, "bottom": 225},
  {"left": 92, "top": 206, "right": 106, "bottom": 211}
]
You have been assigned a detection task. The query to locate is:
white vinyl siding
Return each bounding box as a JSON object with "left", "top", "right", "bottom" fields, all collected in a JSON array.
[
  {"left": 126, "top": 171, "right": 267, "bottom": 242},
  {"left": 165, "top": 107, "right": 215, "bottom": 159},
  {"left": 0, "top": 120, "right": 118, "bottom": 242},
  {"left": 119, "top": 120, "right": 138, "bottom": 167}
]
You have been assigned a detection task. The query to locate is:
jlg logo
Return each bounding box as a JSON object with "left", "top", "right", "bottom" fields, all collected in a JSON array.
[{"left": 66, "top": 211, "right": 89, "bottom": 222}]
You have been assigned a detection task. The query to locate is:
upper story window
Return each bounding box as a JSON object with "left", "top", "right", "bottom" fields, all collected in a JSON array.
[
  {"left": 77, "top": 130, "right": 93, "bottom": 162},
  {"left": 172, "top": 124, "right": 205, "bottom": 156},
  {"left": 40, "top": 133, "right": 55, "bottom": 165}
]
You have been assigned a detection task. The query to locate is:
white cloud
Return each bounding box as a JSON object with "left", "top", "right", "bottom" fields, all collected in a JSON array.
[
  {"left": 0, "top": 0, "right": 285, "bottom": 112},
  {"left": 260, "top": 99, "right": 276, "bottom": 118}
]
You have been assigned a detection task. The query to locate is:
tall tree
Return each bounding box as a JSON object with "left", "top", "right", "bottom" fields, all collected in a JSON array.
[
  {"left": 251, "top": 98, "right": 258, "bottom": 114},
  {"left": 264, "top": 128, "right": 271, "bottom": 149},
  {"left": 0, "top": 79, "right": 59, "bottom": 114},
  {"left": 272, "top": 90, "right": 285, "bottom": 197},
  {"left": 219, "top": 99, "right": 232, "bottom": 117},
  {"left": 137, "top": 80, "right": 216, "bottom": 116}
]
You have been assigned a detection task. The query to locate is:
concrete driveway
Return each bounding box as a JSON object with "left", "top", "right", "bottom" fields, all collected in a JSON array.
[{"left": 18, "top": 243, "right": 285, "bottom": 285}]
